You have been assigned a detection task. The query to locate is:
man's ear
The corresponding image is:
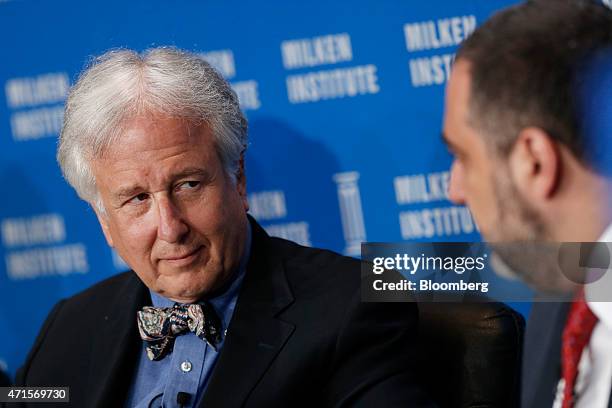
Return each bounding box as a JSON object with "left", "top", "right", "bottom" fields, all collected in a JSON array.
[
  {"left": 236, "top": 154, "right": 249, "bottom": 212},
  {"left": 93, "top": 205, "right": 115, "bottom": 248},
  {"left": 508, "top": 127, "right": 560, "bottom": 202}
]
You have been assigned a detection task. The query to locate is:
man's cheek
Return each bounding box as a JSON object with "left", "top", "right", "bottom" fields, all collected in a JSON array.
[{"left": 126, "top": 220, "right": 157, "bottom": 242}]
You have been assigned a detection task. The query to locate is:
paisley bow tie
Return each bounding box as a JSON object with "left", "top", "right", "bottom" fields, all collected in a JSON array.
[{"left": 136, "top": 302, "right": 222, "bottom": 361}]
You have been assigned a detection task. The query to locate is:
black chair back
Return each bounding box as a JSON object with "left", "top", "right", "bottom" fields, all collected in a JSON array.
[{"left": 418, "top": 302, "right": 524, "bottom": 408}]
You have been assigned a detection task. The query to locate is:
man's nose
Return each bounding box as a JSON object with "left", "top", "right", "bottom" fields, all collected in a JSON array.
[
  {"left": 156, "top": 196, "right": 189, "bottom": 243},
  {"left": 448, "top": 161, "right": 466, "bottom": 205}
]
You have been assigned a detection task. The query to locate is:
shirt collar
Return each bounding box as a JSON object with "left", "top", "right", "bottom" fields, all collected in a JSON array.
[
  {"left": 598, "top": 223, "right": 612, "bottom": 243},
  {"left": 586, "top": 223, "right": 612, "bottom": 329}
]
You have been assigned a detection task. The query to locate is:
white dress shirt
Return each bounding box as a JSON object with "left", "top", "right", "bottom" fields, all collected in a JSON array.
[{"left": 553, "top": 224, "right": 612, "bottom": 408}]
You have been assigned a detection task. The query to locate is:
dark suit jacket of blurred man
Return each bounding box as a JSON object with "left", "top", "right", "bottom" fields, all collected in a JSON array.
[
  {"left": 522, "top": 302, "right": 612, "bottom": 408},
  {"left": 15, "top": 219, "right": 432, "bottom": 408}
]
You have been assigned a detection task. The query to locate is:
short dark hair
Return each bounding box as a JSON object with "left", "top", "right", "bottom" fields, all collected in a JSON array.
[{"left": 457, "top": 0, "right": 612, "bottom": 164}]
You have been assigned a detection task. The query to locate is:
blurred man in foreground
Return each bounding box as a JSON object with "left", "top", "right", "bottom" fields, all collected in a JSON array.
[
  {"left": 443, "top": 1, "right": 612, "bottom": 407},
  {"left": 15, "top": 47, "right": 432, "bottom": 407}
]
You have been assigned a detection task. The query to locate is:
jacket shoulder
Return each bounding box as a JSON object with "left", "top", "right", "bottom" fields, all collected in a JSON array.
[
  {"left": 267, "top": 236, "right": 362, "bottom": 298},
  {"left": 269, "top": 236, "right": 359, "bottom": 269},
  {"left": 49, "top": 271, "right": 141, "bottom": 315}
]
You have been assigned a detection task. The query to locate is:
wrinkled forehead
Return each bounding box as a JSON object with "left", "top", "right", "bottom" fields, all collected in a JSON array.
[
  {"left": 90, "top": 116, "right": 220, "bottom": 194},
  {"left": 95, "top": 114, "right": 209, "bottom": 160}
]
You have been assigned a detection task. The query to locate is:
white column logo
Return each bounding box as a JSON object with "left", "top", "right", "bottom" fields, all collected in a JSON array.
[{"left": 333, "top": 171, "right": 366, "bottom": 256}]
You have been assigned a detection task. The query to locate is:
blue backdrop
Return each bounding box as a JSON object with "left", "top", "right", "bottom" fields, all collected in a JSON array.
[{"left": 0, "top": 0, "right": 534, "bottom": 377}]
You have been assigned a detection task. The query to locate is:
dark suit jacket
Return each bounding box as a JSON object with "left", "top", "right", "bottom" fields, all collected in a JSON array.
[
  {"left": 15, "top": 220, "right": 432, "bottom": 407},
  {"left": 0, "top": 369, "right": 10, "bottom": 387},
  {"left": 521, "top": 302, "right": 612, "bottom": 408}
]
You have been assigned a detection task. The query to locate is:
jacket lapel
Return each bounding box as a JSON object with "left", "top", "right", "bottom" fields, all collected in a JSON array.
[
  {"left": 522, "top": 301, "right": 570, "bottom": 408},
  {"left": 87, "top": 272, "right": 150, "bottom": 408},
  {"left": 200, "top": 220, "right": 295, "bottom": 407}
]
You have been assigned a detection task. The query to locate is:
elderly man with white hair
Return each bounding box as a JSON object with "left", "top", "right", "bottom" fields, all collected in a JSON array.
[{"left": 15, "top": 47, "right": 432, "bottom": 408}]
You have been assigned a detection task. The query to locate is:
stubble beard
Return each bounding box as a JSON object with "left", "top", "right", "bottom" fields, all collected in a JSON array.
[{"left": 486, "top": 169, "right": 576, "bottom": 294}]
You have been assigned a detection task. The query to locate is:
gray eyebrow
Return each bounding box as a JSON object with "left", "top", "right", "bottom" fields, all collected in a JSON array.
[{"left": 113, "top": 168, "right": 209, "bottom": 201}]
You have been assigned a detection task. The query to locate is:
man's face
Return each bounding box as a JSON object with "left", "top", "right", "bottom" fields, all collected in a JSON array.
[
  {"left": 443, "top": 60, "right": 577, "bottom": 291},
  {"left": 92, "top": 115, "right": 249, "bottom": 303},
  {"left": 443, "top": 60, "right": 543, "bottom": 242}
]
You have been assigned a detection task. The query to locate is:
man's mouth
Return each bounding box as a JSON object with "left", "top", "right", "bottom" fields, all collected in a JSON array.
[{"left": 161, "top": 246, "right": 204, "bottom": 266}]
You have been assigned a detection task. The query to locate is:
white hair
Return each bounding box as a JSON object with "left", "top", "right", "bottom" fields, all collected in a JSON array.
[{"left": 57, "top": 46, "right": 248, "bottom": 212}]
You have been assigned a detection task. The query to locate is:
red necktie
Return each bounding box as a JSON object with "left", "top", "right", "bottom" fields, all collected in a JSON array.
[{"left": 561, "top": 292, "right": 598, "bottom": 408}]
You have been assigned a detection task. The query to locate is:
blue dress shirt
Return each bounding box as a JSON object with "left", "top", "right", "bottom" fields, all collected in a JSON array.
[{"left": 126, "top": 224, "right": 251, "bottom": 408}]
